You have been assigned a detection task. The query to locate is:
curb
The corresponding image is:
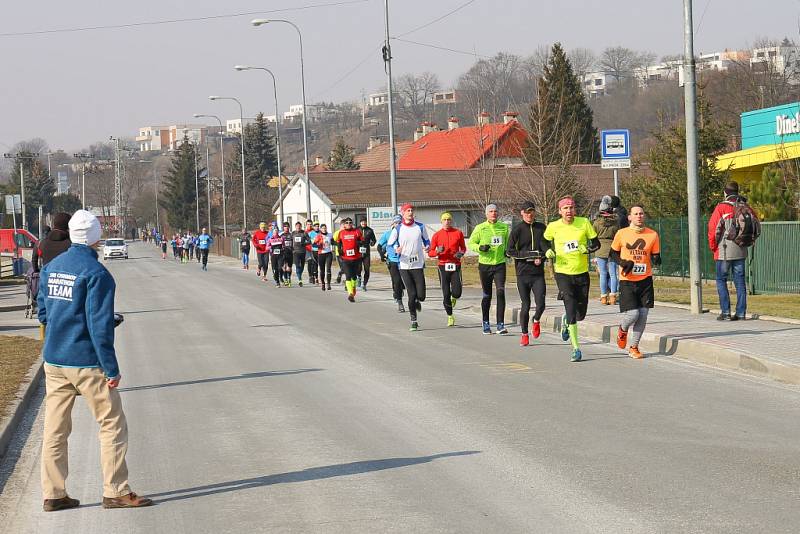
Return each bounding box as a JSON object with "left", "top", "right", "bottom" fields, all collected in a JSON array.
[{"left": 0, "top": 359, "right": 43, "bottom": 459}]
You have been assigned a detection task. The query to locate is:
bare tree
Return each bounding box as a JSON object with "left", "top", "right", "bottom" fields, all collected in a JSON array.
[
  {"left": 599, "top": 47, "right": 655, "bottom": 85},
  {"left": 568, "top": 47, "right": 597, "bottom": 81},
  {"left": 458, "top": 52, "right": 525, "bottom": 119},
  {"left": 395, "top": 72, "right": 440, "bottom": 126}
]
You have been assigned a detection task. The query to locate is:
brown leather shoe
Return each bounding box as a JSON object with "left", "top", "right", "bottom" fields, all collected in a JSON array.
[
  {"left": 43, "top": 496, "right": 80, "bottom": 512},
  {"left": 102, "top": 492, "right": 154, "bottom": 509}
]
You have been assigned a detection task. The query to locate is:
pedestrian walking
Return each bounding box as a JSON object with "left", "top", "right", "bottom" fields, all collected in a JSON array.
[
  {"left": 37, "top": 210, "right": 152, "bottom": 511},
  {"left": 593, "top": 196, "right": 621, "bottom": 305}
]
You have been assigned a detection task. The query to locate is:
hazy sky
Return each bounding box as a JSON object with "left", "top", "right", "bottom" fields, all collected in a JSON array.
[{"left": 1, "top": 0, "right": 798, "bottom": 151}]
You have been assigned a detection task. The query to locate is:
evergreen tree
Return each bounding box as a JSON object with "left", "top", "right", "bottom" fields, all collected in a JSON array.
[
  {"left": 160, "top": 137, "right": 205, "bottom": 231},
  {"left": 7, "top": 152, "right": 55, "bottom": 233},
  {"left": 524, "top": 42, "right": 599, "bottom": 166},
  {"left": 747, "top": 166, "right": 798, "bottom": 221},
  {"left": 328, "top": 137, "right": 360, "bottom": 170},
  {"left": 622, "top": 97, "right": 730, "bottom": 217},
  {"left": 240, "top": 112, "right": 279, "bottom": 224},
  {"left": 51, "top": 193, "right": 82, "bottom": 215}
]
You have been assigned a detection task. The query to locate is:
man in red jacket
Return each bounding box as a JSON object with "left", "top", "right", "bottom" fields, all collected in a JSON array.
[
  {"left": 707, "top": 181, "right": 748, "bottom": 320},
  {"left": 334, "top": 217, "right": 364, "bottom": 302},
  {"left": 428, "top": 212, "right": 466, "bottom": 327},
  {"left": 252, "top": 222, "right": 270, "bottom": 281}
]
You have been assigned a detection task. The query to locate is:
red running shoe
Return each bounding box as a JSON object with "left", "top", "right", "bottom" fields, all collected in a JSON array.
[
  {"left": 520, "top": 333, "right": 529, "bottom": 346},
  {"left": 532, "top": 321, "right": 541, "bottom": 339}
]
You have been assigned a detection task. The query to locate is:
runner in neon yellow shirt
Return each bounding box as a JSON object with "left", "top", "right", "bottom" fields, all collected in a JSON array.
[{"left": 543, "top": 196, "right": 600, "bottom": 362}]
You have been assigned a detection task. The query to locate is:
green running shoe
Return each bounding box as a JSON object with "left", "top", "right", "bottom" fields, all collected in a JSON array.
[
  {"left": 447, "top": 315, "right": 455, "bottom": 327},
  {"left": 410, "top": 321, "right": 419, "bottom": 332}
]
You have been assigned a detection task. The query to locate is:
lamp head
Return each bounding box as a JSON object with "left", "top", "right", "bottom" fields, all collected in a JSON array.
[
  {"left": 251, "top": 19, "right": 270, "bottom": 26},
  {"left": 209, "top": 96, "right": 219, "bottom": 101},
  {"left": 193, "top": 113, "right": 203, "bottom": 118},
  {"left": 234, "top": 65, "right": 251, "bottom": 71}
]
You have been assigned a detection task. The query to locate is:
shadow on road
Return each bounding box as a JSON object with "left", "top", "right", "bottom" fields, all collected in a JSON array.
[
  {"left": 117, "top": 308, "right": 185, "bottom": 315},
  {"left": 119, "top": 369, "right": 323, "bottom": 392},
  {"left": 83, "top": 450, "right": 481, "bottom": 506}
]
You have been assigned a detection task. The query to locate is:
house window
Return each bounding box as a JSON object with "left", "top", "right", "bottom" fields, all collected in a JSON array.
[{"left": 595, "top": 79, "right": 603, "bottom": 86}]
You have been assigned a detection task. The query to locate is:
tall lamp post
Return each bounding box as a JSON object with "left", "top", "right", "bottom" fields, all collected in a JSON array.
[
  {"left": 251, "top": 18, "right": 313, "bottom": 223},
  {"left": 194, "top": 113, "right": 228, "bottom": 236},
  {"left": 193, "top": 141, "right": 200, "bottom": 231},
  {"left": 383, "top": 0, "right": 398, "bottom": 212},
  {"left": 3, "top": 151, "right": 39, "bottom": 230},
  {"left": 234, "top": 65, "right": 285, "bottom": 224},
  {"left": 209, "top": 96, "right": 247, "bottom": 232},
  {"left": 73, "top": 153, "right": 95, "bottom": 209}
]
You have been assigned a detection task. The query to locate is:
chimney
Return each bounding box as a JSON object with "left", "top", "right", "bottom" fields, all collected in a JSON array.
[
  {"left": 447, "top": 116, "right": 460, "bottom": 130},
  {"left": 315, "top": 155, "right": 324, "bottom": 166},
  {"left": 478, "top": 111, "right": 491, "bottom": 126},
  {"left": 368, "top": 136, "right": 383, "bottom": 151},
  {"left": 421, "top": 121, "right": 433, "bottom": 136},
  {"left": 503, "top": 111, "right": 519, "bottom": 125},
  {"left": 414, "top": 127, "right": 424, "bottom": 142}
]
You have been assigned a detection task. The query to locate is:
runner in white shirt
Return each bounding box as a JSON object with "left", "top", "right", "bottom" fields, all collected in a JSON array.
[{"left": 388, "top": 203, "right": 430, "bottom": 331}]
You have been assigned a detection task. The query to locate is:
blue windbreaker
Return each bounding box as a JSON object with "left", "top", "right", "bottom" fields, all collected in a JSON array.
[
  {"left": 378, "top": 228, "right": 400, "bottom": 263},
  {"left": 197, "top": 233, "right": 212, "bottom": 250}
]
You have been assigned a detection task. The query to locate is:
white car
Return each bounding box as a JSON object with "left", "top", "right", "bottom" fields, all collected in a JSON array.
[{"left": 103, "top": 238, "right": 128, "bottom": 260}]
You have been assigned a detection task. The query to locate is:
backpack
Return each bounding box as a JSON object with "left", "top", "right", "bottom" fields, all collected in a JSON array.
[{"left": 716, "top": 199, "right": 761, "bottom": 248}]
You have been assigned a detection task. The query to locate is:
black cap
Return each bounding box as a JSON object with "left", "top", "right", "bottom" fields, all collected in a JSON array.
[{"left": 520, "top": 201, "right": 536, "bottom": 212}]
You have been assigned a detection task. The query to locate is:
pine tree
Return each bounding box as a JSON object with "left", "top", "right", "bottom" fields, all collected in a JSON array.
[
  {"left": 161, "top": 137, "right": 205, "bottom": 231},
  {"left": 524, "top": 42, "right": 599, "bottom": 166},
  {"left": 242, "top": 112, "right": 280, "bottom": 224},
  {"left": 7, "top": 153, "right": 55, "bottom": 233},
  {"left": 748, "top": 166, "right": 797, "bottom": 221},
  {"left": 622, "top": 96, "right": 730, "bottom": 217},
  {"left": 327, "top": 137, "right": 360, "bottom": 170}
]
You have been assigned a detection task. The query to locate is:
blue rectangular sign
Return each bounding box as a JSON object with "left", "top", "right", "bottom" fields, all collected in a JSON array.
[{"left": 601, "top": 129, "right": 630, "bottom": 159}]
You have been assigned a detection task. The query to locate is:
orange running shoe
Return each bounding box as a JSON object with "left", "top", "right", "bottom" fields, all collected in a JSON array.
[
  {"left": 628, "top": 346, "right": 644, "bottom": 359},
  {"left": 616, "top": 327, "right": 628, "bottom": 350}
]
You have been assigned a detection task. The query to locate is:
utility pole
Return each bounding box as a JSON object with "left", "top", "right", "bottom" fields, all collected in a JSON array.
[
  {"left": 194, "top": 142, "right": 200, "bottom": 231},
  {"left": 683, "top": 0, "right": 703, "bottom": 314},
  {"left": 205, "top": 131, "right": 211, "bottom": 231},
  {"left": 110, "top": 136, "right": 122, "bottom": 236},
  {"left": 73, "top": 153, "right": 95, "bottom": 209},
  {"left": 383, "top": 0, "right": 398, "bottom": 213},
  {"left": 3, "top": 152, "right": 39, "bottom": 230}
]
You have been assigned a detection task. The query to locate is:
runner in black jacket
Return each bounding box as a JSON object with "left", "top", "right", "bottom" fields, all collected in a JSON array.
[{"left": 358, "top": 219, "right": 377, "bottom": 290}]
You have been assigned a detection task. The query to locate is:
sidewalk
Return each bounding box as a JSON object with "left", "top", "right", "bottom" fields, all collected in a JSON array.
[
  {"left": 0, "top": 284, "right": 41, "bottom": 340},
  {"left": 363, "top": 270, "right": 800, "bottom": 385}
]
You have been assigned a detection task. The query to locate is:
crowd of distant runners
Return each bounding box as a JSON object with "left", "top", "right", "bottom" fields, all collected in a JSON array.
[{"left": 144, "top": 180, "right": 761, "bottom": 364}]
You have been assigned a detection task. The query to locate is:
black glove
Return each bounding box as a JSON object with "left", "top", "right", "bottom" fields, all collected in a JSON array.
[
  {"left": 454, "top": 251, "right": 464, "bottom": 259},
  {"left": 479, "top": 244, "right": 491, "bottom": 252},
  {"left": 652, "top": 253, "right": 662, "bottom": 267},
  {"left": 620, "top": 260, "right": 635, "bottom": 275},
  {"left": 436, "top": 245, "right": 445, "bottom": 253}
]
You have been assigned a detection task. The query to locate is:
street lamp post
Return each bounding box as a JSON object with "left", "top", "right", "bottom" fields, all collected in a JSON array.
[
  {"left": 194, "top": 114, "right": 228, "bottom": 236},
  {"left": 234, "top": 65, "right": 285, "bottom": 224},
  {"left": 383, "top": 0, "right": 398, "bottom": 213},
  {"left": 193, "top": 142, "right": 200, "bottom": 231},
  {"left": 209, "top": 96, "right": 247, "bottom": 232},
  {"left": 205, "top": 131, "right": 211, "bottom": 231},
  {"left": 73, "top": 153, "right": 95, "bottom": 209},
  {"left": 252, "top": 18, "right": 313, "bottom": 223}
]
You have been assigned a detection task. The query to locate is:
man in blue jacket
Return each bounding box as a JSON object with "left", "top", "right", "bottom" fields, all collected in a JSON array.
[
  {"left": 378, "top": 215, "right": 405, "bottom": 313},
  {"left": 38, "top": 210, "right": 152, "bottom": 511},
  {"left": 197, "top": 227, "right": 213, "bottom": 271}
]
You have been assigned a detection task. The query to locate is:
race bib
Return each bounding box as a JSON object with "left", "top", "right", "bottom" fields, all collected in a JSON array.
[
  {"left": 444, "top": 262, "right": 456, "bottom": 272},
  {"left": 632, "top": 263, "right": 647, "bottom": 275},
  {"left": 408, "top": 255, "right": 419, "bottom": 264},
  {"left": 359, "top": 247, "right": 367, "bottom": 254},
  {"left": 346, "top": 249, "right": 355, "bottom": 257},
  {"left": 490, "top": 235, "right": 503, "bottom": 246},
  {"left": 258, "top": 239, "right": 266, "bottom": 245},
  {"left": 563, "top": 240, "right": 579, "bottom": 253},
  {"left": 272, "top": 248, "right": 281, "bottom": 255},
  {"left": 294, "top": 236, "right": 301, "bottom": 242}
]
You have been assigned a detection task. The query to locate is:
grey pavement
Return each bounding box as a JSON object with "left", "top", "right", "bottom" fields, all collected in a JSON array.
[
  {"left": 1, "top": 243, "right": 799, "bottom": 533},
  {"left": 0, "top": 284, "right": 41, "bottom": 339}
]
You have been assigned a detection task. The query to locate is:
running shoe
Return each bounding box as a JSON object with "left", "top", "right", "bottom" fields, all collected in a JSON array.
[
  {"left": 275, "top": 282, "right": 280, "bottom": 288},
  {"left": 482, "top": 321, "right": 492, "bottom": 335},
  {"left": 397, "top": 300, "right": 405, "bottom": 313},
  {"left": 571, "top": 348, "right": 582, "bottom": 362},
  {"left": 600, "top": 295, "right": 608, "bottom": 305},
  {"left": 447, "top": 315, "right": 455, "bottom": 327},
  {"left": 520, "top": 333, "right": 529, "bottom": 346},
  {"left": 327, "top": 283, "right": 332, "bottom": 291},
  {"left": 347, "top": 293, "right": 355, "bottom": 303},
  {"left": 497, "top": 323, "right": 509, "bottom": 335},
  {"left": 532, "top": 321, "right": 541, "bottom": 339},
  {"left": 321, "top": 284, "right": 326, "bottom": 292},
  {"left": 628, "top": 346, "right": 644, "bottom": 359},
  {"left": 616, "top": 327, "right": 628, "bottom": 350},
  {"left": 451, "top": 297, "right": 457, "bottom": 308},
  {"left": 560, "top": 315, "right": 569, "bottom": 341},
  {"left": 336, "top": 274, "right": 342, "bottom": 284},
  {"left": 299, "top": 281, "right": 303, "bottom": 287},
  {"left": 410, "top": 321, "right": 419, "bottom": 332}
]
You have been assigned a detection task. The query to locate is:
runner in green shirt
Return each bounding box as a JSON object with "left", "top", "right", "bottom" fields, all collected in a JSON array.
[
  {"left": 543, "top": 196, "right": 600, "bottom": 362},
  {"left": 468, "top": 204, "right": 510, "bottom": 334}
]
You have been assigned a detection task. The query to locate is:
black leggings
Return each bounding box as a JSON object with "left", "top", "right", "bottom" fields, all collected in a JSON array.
[
  {"left": 200, "top": 248, "right": 209, "bottom": 267},
  {"left": 388, "top": 261, "right": 404, "bottom": 301},
  {"left": 555, "top": 272, "right": 590, "bottom": 325},
  {"left": 478, "top": 263, "right": 506, "bottom": 324},
  {"left": 336, "top": 255, "right": 345, "bottom": 279},
  {"left": 257, "top": 252, "right": 269, "bottom": 274},
  {"left": 517, "top": 274, "right": 546, "bottom": 333},
  {"left": 361, "top": 253, "right": 371, "bottom": 285},
  {"left": 437, "top": 265, "right": 463, "bottom": 316},
  {"left": 317, "top": 253, "right": 333, "bottom": 284},
  {"left": 342, "top": 259, "right": 362, "bottom": 282},
  {"left": 270, "top": 252, "right": 284, "bottom": 283},
  {"left": 400, "top": 268, "right": 426, "bottom": 321},
  {"left": 293, "top": 252, "right": 306, "bottom": 280},
  {"left": 308, "top": 252, "right": 318, "bottom": 280}
]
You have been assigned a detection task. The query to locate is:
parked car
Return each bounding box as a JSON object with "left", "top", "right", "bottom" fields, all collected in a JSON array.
[
  {"left": 0, "top": 228, "right": 39, "bottom": 275},
  {"left": 103, "top": 238, "right": 128, "bottom": 260}
]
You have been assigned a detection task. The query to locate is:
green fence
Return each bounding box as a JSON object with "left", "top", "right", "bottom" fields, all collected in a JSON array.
[{"left": 649, "top": 218, "right": 800, "bottom": 295}]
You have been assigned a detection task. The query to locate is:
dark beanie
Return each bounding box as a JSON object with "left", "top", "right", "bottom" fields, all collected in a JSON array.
[
  {"left": 53, "top": 212, "right": 71, "bottom": 231},
  {"left": 724, "top": 181, "right": 739, "bottom": 197}
]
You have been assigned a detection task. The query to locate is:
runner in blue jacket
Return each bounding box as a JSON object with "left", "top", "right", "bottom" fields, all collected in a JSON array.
[{"left": 378, "top": 215, "right": 405, "bottom": 313}]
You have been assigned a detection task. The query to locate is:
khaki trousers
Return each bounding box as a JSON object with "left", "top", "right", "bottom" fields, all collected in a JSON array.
[{"left": 41, "top": 364, "right": 131, "bottom": 499}]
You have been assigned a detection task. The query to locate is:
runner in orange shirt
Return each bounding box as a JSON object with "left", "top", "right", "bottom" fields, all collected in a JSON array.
[{"left": 610, "top": 205, "right": 661, "bottom": 359}]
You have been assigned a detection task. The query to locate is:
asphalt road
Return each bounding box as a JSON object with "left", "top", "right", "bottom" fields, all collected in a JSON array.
[{"left": 1, "top": 243, "right": 799, "bottom": 533}]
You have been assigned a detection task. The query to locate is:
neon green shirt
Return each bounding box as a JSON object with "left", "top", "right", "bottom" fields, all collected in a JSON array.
[
  {"left": 468, "top": 221, "right": 509, "bottom": 265},
  {"left": 543, "top": 217, "right": 597, "bottom": 275}
]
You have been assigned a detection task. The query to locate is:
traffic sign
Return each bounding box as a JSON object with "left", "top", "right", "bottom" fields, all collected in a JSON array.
[
  {"left": 4, "top": 194, "right": 21, "bottom": 214},
  {"left": 601, "top": 159, "right": 631, "bottom": 169},
  {"left": 601, "top": 129, "right": 631, "bottom": 159}
]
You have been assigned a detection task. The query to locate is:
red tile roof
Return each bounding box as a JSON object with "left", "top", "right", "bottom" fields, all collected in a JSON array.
[
  {"left": 354, "top": 141, "right": 413, "bottom": 171},
  {"left": 398, "top": 122, "right": 528, "bottom": 170}
]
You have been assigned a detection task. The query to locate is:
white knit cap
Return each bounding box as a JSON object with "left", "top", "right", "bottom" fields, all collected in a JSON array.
[{"left": 69, "top": 210, "right": 102, "bottom": 246}]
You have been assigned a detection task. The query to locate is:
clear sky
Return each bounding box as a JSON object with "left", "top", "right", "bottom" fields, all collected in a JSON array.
[{"left": 0, "top": 0, "right": 798, "bottom": 151}]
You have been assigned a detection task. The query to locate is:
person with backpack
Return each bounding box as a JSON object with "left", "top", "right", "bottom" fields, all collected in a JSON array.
[{"left": 707, "top": 181, "right": 761, "bottom": 321}]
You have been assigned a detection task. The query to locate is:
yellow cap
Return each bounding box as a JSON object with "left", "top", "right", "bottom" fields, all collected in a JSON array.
[{"left": 440, "top": 212, "right": 453, "bottom": 220}]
